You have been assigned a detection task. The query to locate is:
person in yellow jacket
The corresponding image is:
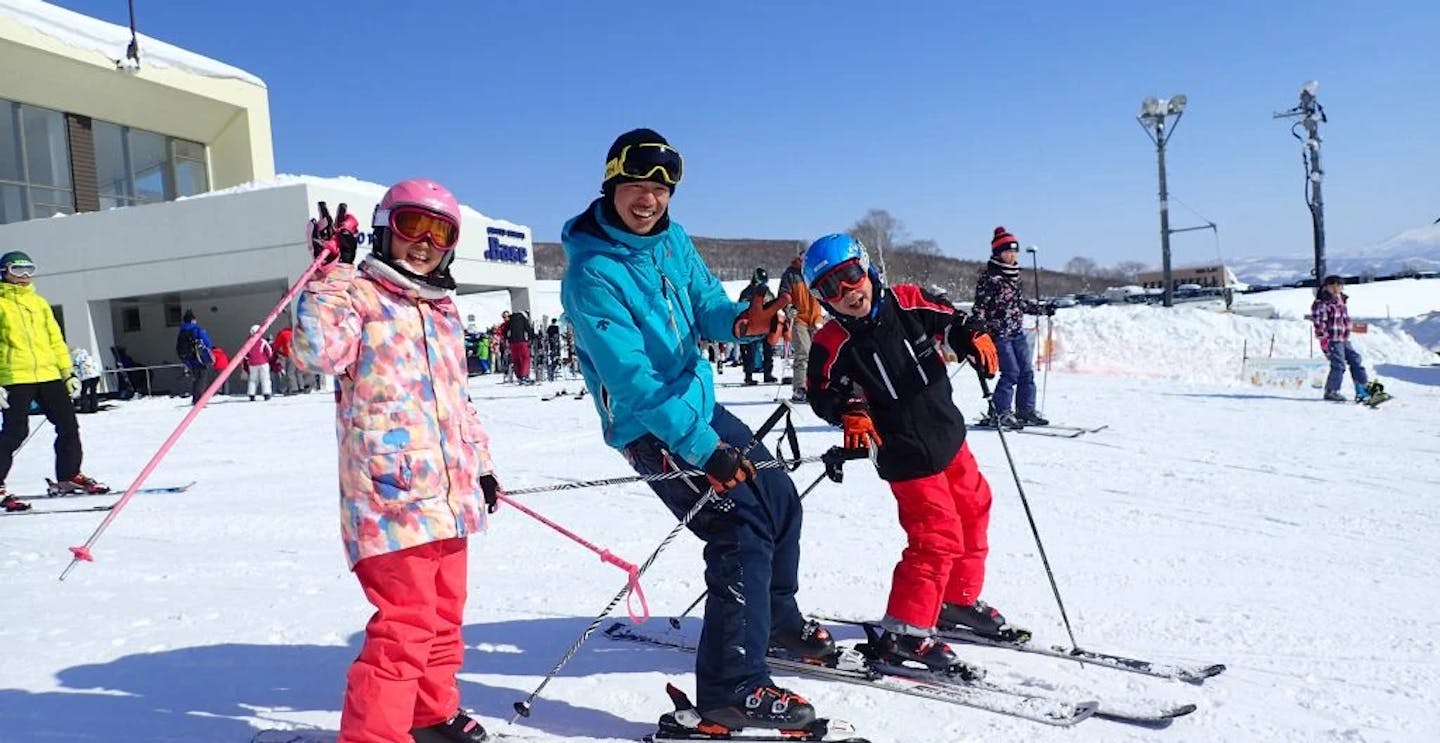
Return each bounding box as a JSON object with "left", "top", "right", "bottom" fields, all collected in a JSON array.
[
  {"left": 779, "top": 254, "right": 825, "bottom": 403},
  {"left": 0, "top": 251, "right": 109, "bottom": 511}
]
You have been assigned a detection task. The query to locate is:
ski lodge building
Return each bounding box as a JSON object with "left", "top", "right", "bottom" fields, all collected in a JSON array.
[{"left": 0, "top": 3, "right": 534, "bottom": 393}]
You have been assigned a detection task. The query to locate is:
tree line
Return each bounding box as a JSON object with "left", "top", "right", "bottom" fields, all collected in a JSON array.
[{"left": 533, "top": 209, "right": 1149, "bottom": 299}]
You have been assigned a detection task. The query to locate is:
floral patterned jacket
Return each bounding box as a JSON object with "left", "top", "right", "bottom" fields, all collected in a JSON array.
[{"left": 292, "top": 257, "right": 495, "bottom": 567}]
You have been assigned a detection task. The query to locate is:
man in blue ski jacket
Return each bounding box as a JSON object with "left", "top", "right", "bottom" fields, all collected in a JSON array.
[{"left": 560, "top": 129, "right": 833, "bottom": 732}]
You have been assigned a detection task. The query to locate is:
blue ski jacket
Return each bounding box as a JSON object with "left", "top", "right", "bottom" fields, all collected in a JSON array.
[{"left": 560, "top": 200, "right": 745, "bottom": 466}]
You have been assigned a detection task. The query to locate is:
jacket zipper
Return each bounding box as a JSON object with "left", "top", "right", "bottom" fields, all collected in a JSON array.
[
  {"left": 905, "top": 339, "right": 929, "bottom": 385},
  {"left": 872, "top": 352, "right": 899, "bottom": 400}
]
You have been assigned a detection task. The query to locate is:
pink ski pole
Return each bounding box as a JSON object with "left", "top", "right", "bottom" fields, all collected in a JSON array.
[
  {"left": 60, "top": 250, "right": 333, "bottom": 580},
  {"left": 494, "top": 493, "right": 648, "bottom": 622}
]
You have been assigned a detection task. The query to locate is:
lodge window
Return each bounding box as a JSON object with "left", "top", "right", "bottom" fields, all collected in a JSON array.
[
  {"left": 0, "top": 99, "right": 75, "bottom": 224},
  {"left": 93, "top": 121, "right": 208, "bottom": 209}
]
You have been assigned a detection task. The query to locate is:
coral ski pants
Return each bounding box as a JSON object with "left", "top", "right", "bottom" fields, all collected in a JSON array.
[
  {"left": 339, "top": 538, "right": 467, "bottom": 743},
  {"left": 885, "top": 442, "right": 993, "bottom": 629}
]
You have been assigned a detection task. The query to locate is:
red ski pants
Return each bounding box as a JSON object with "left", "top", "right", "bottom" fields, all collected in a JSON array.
[
  {"left": 510, "top": 341, "right": 532, "bottom": 379},
  {"left": 338, "top": 538, "right": 468, "bottom": 743},
  {"left": 885, "top": 442, "right": 993, "bottom": 629}
]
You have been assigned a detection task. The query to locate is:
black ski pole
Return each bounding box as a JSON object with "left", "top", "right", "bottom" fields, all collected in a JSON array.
[
  {"left": 510, "top": 402, "right": 795, "bottom": 722},
  {"left": 976, "top": 370, "right": 1081, "bottom": 653},
  {"left": 504, "top": 453, "right": 829, "bottom": 497},
  {"left": 667, "top": 446, "right": 869, "bottom": 630}
]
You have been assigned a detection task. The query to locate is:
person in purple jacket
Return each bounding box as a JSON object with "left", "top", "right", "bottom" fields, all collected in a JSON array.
[
  {"left": 971, "top": 227, "right": 1054, "bottom": 429},
  {"left": 1311, "top": 275, "right": 1370, "bottom": 402}
]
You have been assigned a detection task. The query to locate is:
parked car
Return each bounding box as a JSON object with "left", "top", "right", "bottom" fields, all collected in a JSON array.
[{"left": 1050, "top": 294, "right": 1078, "bottom": 308}]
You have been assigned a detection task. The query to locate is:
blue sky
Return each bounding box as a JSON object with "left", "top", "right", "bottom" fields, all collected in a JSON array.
[{"left": 58, "top": 0, "right": 1440, "bottom": 269}]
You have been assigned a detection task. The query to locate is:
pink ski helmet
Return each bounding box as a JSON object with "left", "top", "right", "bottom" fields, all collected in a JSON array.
[{"left": 371, "top": 178, "right": 463, "bottom": 283}]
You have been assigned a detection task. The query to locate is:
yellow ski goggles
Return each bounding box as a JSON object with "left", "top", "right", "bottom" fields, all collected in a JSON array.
[{"left": 604, "top": 143, "right": 684, "bottom": 186}]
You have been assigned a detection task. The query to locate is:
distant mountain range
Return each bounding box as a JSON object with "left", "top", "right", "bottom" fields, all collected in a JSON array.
[{"left": 1229, "top": 221, "right": 1440, "bottom": 285}]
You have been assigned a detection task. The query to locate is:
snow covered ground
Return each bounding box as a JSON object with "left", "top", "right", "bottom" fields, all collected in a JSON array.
[{"left": 3, "top": 309, "right": 1438, "bottom": 743}]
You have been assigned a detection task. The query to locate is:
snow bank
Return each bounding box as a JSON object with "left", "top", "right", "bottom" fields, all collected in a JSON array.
[
  {"left": 1256, "top": 278, "right": 1440, "bottom": 321},
  {"left": 1046, "top": 305, "right": 1431, "bottom": 384},
  {"left": 0, "top": 0, "right": 265, "bottom": 87}
]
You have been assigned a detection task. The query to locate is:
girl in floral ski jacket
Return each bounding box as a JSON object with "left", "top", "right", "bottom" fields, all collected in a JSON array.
[
  {"left": 971, "top": 227, "right": 1054, "bottom": 427},
  {"left": 292, "top": 180, "right": 497, "bottom": 743}
]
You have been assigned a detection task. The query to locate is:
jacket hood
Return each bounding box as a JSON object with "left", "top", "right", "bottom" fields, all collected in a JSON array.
[{"left": 562, "top": 198, "right": 673, "bottom": 262}]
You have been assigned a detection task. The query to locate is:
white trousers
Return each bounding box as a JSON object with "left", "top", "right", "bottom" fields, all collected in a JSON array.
[{"left": 247, "top": 366, "right": 273, "bottom": 398}]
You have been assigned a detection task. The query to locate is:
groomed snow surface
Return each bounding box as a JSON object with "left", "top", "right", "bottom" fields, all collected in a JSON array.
[{"left": 3, "top": 307, "right": 1438, "bottom": 743}]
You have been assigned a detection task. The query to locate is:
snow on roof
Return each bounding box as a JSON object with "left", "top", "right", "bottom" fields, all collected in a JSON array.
[
  {"left": 181, "top": 174, "right": 530, "bottom": 233},
  {"left": 0, "top": 0, "right": 265, "bottom": 87}
]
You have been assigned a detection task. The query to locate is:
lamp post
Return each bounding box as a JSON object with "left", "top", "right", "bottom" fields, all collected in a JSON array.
[
  {"left": 1137, "top": 95, "right": 1187, "bottom": 308},
  {"left": 1274, "top": 80, "right": 1326, "bottom": 292}
]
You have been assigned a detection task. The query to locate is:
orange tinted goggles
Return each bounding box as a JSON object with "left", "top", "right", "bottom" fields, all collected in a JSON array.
[{"left": 390, "top": 207, "right": 459, "bottom": 250}]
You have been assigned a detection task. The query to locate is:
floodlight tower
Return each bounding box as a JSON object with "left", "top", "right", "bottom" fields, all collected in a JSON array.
[
  {"left": 1275, "top": 81, "right": 1327, "bottom": 291},
  {"left": 1137, "top": 95, "right": 1187, "bottom": 308}
]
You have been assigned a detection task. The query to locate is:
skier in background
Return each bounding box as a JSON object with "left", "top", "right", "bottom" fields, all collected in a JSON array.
[
  {"left": 737, "top": 267, "right": 779, "bottom": 385},
  {"left": 779, "top": 253, "right": 823, "bottom": 403},
  {"left": 242, "top": 325, "right": 275, "bottom": 402},
  {"left": 176, "top": 309, "right": 215, "bottom": 406},
  {"left": 505, "top": 309, "right": 534, "bottom": 384},
  {"left": 0, "top": 251, "right": 109, "bottom": 509},
  {"left": 802, "top": 233, "right": 1021, "bottom": 672},
  {"left": 971, "top": 226, "right": 1054, "bottom": 429},
  {"left": 70, "top": 346, "right": 103, "bottom": 414},
  {"left": 294, "top": 182, "right": 499, "bottom": 743},
  {"left": 561, "top": 128, "right": 835, "bottom": 732},
  {"left": 1312, "top": 274, "right": 1372, "bottom": 402}
]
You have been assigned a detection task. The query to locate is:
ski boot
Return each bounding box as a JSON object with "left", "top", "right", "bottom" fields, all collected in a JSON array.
[
  {"left": 1322, "top": 391, "right": 1347, "bottom": 402},
  {"left": 996, "top": 412, "right": 1025, "bottom": 430},
  {"left": 412, "top": 710, "right": 488, "bottom": 743},
  {"left": 938, "top": 600, "right": 1031, "bottom": 643},
  {"left": 652, "top": 684, "right": 860, "bottom": 742},
  {"left": 1, "top": 488, "right": 31, "bottom": 512},
  {"left": 699, "top": 682, "right": 817, "bottom": 730},
  {"left": 46, "top": 474, "right": 111, "bottom": 496},
  {"left": 770, "top": 619, "right": 836, "bottom": 662},
  {"left": 868, "top": 629, "right": 981, "bottom": 679},
  {"left": 763, "top": 375, "right": 778, "bottom": 384},
  {"left": 1017, "top": 409, "right": 1050, "bottom": 426},
  {"left": 791, "top": 390, "right": 808, "bottom": 404}
]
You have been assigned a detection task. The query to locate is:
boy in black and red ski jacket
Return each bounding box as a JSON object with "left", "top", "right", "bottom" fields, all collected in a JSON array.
[{"left": 800, "top": 233, "right": 1023, "bottom": 672}]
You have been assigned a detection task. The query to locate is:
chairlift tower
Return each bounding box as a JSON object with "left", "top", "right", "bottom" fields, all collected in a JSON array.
[
  {"left": 1274, "top": 81, "right": 1326, "bottom": 291},
  {"left": 1137, "top": 95, "right": 1188, "bottom": 308}
]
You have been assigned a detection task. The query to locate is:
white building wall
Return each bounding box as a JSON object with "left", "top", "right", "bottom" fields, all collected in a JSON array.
[{"left": 0, "top": 179, "right": 533, "bottom": 390}]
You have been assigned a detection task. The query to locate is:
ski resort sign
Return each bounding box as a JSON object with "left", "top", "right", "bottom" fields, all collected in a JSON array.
[{"left": 1242, "top": 357, "right": 1328, "bottom": 389}]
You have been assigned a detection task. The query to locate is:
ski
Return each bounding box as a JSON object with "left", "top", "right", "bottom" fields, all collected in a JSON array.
[
  {"left": 251, "top": 730, "right": 535, "bottom": 743},
  {"left": 605, "top": 622, "right": 1097, "bottom": 728},
  {"left": 970, "top": 422, "right": 1080, "bottom": 439},
  {"left": 540, "top": 389, "right": 588, "bottom": 402},
  {"left": 1028, "top": 423, "right": 1108, "bottom": 435},
  {"left": 17, "top": 481, "right": 196, "bottom": 501},
  {"left": 937, "top": 625, "right": 1225, "bottom": 685},
  {"left": 813, "top": 616, "right": 1200, "bottom": 727},
  {"left": 2, "top": 503, "right": 113, "bottom": 517}
]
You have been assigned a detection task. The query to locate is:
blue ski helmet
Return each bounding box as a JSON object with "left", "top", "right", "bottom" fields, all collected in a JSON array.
[{"left": 803, "top": 233, "right": 872, "bottom": 287}]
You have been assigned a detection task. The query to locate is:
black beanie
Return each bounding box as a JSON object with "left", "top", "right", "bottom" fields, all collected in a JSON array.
[{"left": 603, "top": 128, "right": 674, "bottom": 195}]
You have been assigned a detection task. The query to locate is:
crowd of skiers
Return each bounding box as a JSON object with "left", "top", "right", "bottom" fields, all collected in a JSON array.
[{"left": 460, "top": 310, "right": 577, "bottom": 385}]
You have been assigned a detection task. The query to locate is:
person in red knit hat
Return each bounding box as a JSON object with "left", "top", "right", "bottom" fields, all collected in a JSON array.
[{"left": 970, "top": 226, "right": 1054, "bottom": 429}]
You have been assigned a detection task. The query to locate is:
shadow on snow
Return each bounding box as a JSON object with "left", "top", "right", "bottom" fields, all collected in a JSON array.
[{"left": 0, "top": 616, "right": 701, "bottom": 742}]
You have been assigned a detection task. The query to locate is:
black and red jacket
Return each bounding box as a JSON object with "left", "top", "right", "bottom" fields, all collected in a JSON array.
[{"left": 807, "top": 284, "right": 972, "bottom": 482}]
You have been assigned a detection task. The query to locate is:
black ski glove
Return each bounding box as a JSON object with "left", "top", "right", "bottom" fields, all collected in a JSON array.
[
  {"left": 1040, "top": 303, "right": 1056, "bottom": 316},
  {"left": 479, "top": 473, "right": 501, "bottom": 513},
  {"left": 308, "top": 202, "right": 359, "bottom": 265},
  {"left": 703, "top": 444, "right": 757, "bottom": 494}
]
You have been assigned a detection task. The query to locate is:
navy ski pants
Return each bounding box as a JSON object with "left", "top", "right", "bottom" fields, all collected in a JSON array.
[
  {"left": 624, "top": 404, "right": 804, "bottom": 712},
  {"left": 993, "top": 333, "right": 1036, "bottom": 415},
  {"left": 1324, "top": 340, "right": 1368, "bottom": 396}
]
